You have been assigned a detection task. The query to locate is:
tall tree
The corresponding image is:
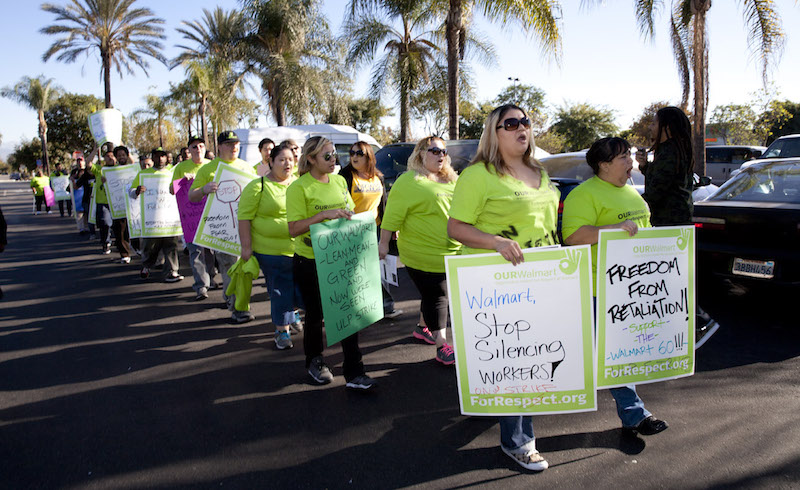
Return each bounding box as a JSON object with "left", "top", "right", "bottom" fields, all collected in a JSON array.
[
  {"left": 131, "top": 94, "right": 174, "bottom": 147},
  {"left": 40, "top": 0, "right": 167, "bottom": 108},
  {"left": 442, "top": 0, "right": 562, "bottom": 139},
  {"left": 44, "top": 92, "right": 106, "bottom": 166},
  {"left": 617, "top": 0, "right": 785, "bottom": 175},
  {"left": 345, "top": 0, "right": 441, "bottom": 141},
  {"left": 550, "top": 102, "right": 618, "bottom": 152},
  {"left": 1, "top": 76, "right": 61, "bottom": 174}
]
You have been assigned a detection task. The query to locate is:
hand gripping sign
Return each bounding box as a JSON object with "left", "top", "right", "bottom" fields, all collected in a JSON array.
[
  {"left": 596, "top": 226, "right": 695, "bottom": 389},
  {"left": 193, "top": 162, "right": 255, "bottom": 256},
  {"left": 445, "top": 246, "right": 597, "bottom": 416}
]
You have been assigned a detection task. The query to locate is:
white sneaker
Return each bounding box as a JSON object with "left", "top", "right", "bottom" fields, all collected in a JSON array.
[
  {"left": 120, "top": 256, "right": 131, "bottom": 264},
  {"left": 501, "top": 446, "right": 549, "bottom": 472}
]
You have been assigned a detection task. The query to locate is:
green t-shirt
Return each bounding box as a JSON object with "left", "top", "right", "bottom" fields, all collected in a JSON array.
[
  {"left": 189, "top": 157, "right": 254, "bottom": 191},
  {"left": 172, "top": 158, "right": 209, "bottom": 182},
  {"left": 30, "top": 176, "right": 50, "bottom": 196},
  {"left": 381, "top": 171, "right": 460, "bottom": 273},
  {"left": 130, "top": 166, "right": 174, "bottom": 190},
  {"left": 238, "top": 176, "right": 295, "bottom": 257},
  {"left": 90, "top": 163, "right": 108, "bottom": 204},
  {"left": 449, "top": 163, "right": 560, "bottom": 255},
  {"left": 561, "top": 175, "right": 651, "bottom": 289},
  {"left": 286, "top": 172, "right": 354, "bottom": 260}
]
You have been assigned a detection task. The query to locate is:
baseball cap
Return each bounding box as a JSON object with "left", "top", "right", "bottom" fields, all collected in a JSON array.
[
  {"left": 187, "top": 136, "right": 205, "bottom": 146},
  {"left": 217, "top": 131, "right": 240, "bottom": 144}
]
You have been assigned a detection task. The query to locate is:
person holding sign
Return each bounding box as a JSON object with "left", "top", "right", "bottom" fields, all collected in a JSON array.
[
  {"left": 189, "top": 131, "right": 257, "bottom": 323},
  {"left": 108, "top": 146, "right": 134, "bottom": 263},
  {"left": 379, "top": 137, "right": 459, "bottom": 365},
  {"left": 51, "top": 163, "right": 72, "bottom": 217},
  {"left": 239, "top": 144, "right": 302, "bottom": 350},
  {"left": 90, "top": 147, "right": 116, "bottom": 254},
  {"left": 129, "top": 148, "right": 183, "bottom": 283},
  {"left": 561, "top": 137, "right": 668, "bottom": 437},
  {"left": 287, "top": 136, "right": 376, "bottom": 391},
  {"left": 343, "top": 141, "right": 402, "bottom": 320},
  {"left": 447, "top": 104, "right": 560, "bottom": 472},
  {"left": 30, "top": 169, "right": 51, "bottom": 215}
]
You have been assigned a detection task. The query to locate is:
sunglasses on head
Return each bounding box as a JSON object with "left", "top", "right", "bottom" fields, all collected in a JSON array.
[
  {"left": 323, "top": 152, "right": 338, "bottom": 162},
  {"left": 427, "top": 147, "right": 448, "bottom": 156},
  {"left": 496, "top": 117, "right": 532, "bottom": 131},
  {"left": 348, "top": 149, "right": 365, "bottom": 157}
]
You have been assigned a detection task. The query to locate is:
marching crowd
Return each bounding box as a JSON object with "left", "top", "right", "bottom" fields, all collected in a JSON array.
[{"left": 27, "top": 104, "right": 705, "bottom": 472}]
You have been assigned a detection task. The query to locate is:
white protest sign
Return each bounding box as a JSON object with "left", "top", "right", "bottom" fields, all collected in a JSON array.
[
  {"left": 88, "top": 184, "right": 97, "bottom": 225},
  {"left": 125, "top": 193, "right": 141, "bottom": 238},
  {"left": 380, "top": 255, "right": 399, "bottom": 287},
  {"left": 51, "top": 176, "right": 70, "bottom": 201},
  {"left": 140, "top": 174, "right": 182, "bottom": 237},
  {"left": 596, "top": 226, "right": 695, "bottom": 388},
  {"left": 103, "top": 165, "right": 140, "bottom": 219},
  {"left": 88, "top": 109, "right": 123, "bottom": 146},
  {"left": 446, "top": 246, "right": 596, "bottom": 416},
  {"left": 193, "top": 163, "right": 255, "bottom": 256}
]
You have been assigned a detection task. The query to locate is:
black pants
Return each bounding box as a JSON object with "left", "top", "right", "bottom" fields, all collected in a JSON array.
[
  {"left": 57, "top": 199, "right": 72, "bottom": 216},
  {"left": 293, "top": 254, "right": 364, "bottom": 381},
  {"left": 34, "top": 195, "right": 50, "bottom": 212},
  {"left": 111, "top": 218, "right": 132, "bottom": 258},
  {"left": 406, "top": 266, "right": 449, "bottom": 331}
]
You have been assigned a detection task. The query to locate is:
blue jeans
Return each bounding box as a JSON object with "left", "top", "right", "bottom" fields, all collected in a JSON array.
[
  {"left": 254, "top": 252, "right": 302, "bottom": 326},
  {"left": 499, "top": 416, "right": 536, "bottom": 452},
  {"left": 186, "top": 242, "right": 213, "bottom": 293}
]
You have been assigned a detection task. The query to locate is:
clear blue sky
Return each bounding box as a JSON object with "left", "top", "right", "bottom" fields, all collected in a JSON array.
[{"left": 2, "top": 0, "right": 799, "bottom": 158}]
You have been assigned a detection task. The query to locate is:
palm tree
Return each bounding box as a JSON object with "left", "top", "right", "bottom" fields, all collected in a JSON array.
[
  {"left": 1, "top": 76, "right": 61, "bottom": 174},
  {"left": 624, "top": 1, "right": 785, "bottom": 175},
  {"left": 345, "top": 0, "right": 442, "bottom": 141},
  {"left": 131, "top": 94, "right": 174, "bottom": 147},
  {"left": 40, "top": 0, "right": 167, "bottom": 108},
  {"left": 441, "top": 0, "right": 563, "bottom": 139}
]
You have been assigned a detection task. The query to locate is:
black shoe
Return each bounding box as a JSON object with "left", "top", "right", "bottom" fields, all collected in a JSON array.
[{"left": 624, "top": 416, "right": 668, "bottom": 436}]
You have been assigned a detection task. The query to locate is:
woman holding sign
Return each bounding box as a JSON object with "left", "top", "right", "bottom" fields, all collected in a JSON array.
[
  {"left": 447, "top": 104, "right": 559, "bottom": 472},
  {"left": 379, "top": 137, "right": 460, "bottom": 365},
  {"left": 561, "top": 137, "right": 668, "bottom": 437},
  {"left": 287, "top": 136, "right": 376, "bottom": 391},
  {"left": 239, "top": 144, "right": 302, "bottom": 351}
]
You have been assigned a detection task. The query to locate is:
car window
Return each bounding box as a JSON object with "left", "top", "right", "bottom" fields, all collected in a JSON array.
[
  {"left": 711, "top": 162, "right": 800, "bottom": 203},
  {"left": 706, "top": 148, "right": 731, "bottom": 163},
  {"left": 446, "top": 141, "right": 479, "bottom": 173},
  {"left": 375, "top": 145, "right": 413, "bottom": 184},
  {"left": 762, "top": 138, "right": 800, "bottom": 159}
]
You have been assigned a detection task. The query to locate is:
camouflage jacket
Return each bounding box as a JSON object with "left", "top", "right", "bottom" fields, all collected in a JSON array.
[{"left": 642, "top": 139, "right": 693, "bottom": 226}]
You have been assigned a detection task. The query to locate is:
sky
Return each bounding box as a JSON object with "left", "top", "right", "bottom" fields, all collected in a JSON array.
[{"left": 1, "top": 0, "right": 800, "bottom": 159}]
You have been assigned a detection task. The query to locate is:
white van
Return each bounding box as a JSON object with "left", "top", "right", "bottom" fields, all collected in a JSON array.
[{"left": 234, "top": 124, "right": 381, "bottom": 165}]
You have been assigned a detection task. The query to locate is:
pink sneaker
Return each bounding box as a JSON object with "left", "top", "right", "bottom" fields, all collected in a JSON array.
[
  {"left": 412, "top": 325, "right": 436, "bottom": 344},
  {"left": 436, "top": 343, "right": 455, "bottom": 365}
]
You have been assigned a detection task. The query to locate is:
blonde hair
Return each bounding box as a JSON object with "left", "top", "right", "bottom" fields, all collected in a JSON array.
[
  {"left": 407, "top": 136, "right": 457, "bottom": 183},
  {"left": 297, "top": 136, "right": 333, "bottom": 175},
  {"left": 471, "top": 104, "right": 541, "bottom": 176}
]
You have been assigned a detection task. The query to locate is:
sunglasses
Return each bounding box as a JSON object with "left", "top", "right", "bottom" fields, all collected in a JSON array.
[
  {"left": 427, "top": 147, "right": 448, "bottom": 156},
  {"left": 496, "top": 117, "right": 532, "bottom": 131},
  {"left": 349, "top": 149, "right": 365, "bottom": 157},
  {"left": 323, "top": 152, "right": 338, "bottom": 162}
]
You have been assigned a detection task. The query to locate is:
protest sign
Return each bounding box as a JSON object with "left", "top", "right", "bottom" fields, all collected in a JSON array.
[
  {"left": 73, "top": 187, "right": 84, "bottom": 213},
  {"left": 88, "top": 185, "right": 97, "bottom": 225},
  {"left": 311, "top": 212, "right": 384, "bottom": 346},
  {"left": 139, "top": 174, "right": 182, "bottom": 237},
  {"left": 445, "top": 246, "right": 596, "bottom": 416},
  {"left": 126, "top": 193, "right": 141, "bottom": 238},
  {"left": 88, "top": 109, "right": 123, "bottom": 146},
  {"left": 43, "top": 186, "right": 55, "bottom": 208},
  {"left": 172, "top": 177, "right": 206, "bottom": 243},
  {"left": 596, "top": 227, "right": 695, "bottom": 388},
  {"left": 193, "top": 163, "right": 254, "bottom": 255},
  {"left": 380, "top": 255, "right": 399, "bottom": 287},
  {"left": 103, "top": 165, "right": 139, "bottom": 219},
  {"left": 51, "top": 176, "right": 70, "bottom": 201}
]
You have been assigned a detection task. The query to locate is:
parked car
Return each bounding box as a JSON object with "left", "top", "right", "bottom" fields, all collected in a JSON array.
[
  {"left": 10, "top": 172, "right": 21, "bottom": 181},
  {"left": 705, "top": 145, "right": 766, "bottom": 185},
  {"left": 693, "top": 158, "right": 800, "bottom": 289},
  {"left": 758, "top": 134, "right": 800, "bottom": 160}
]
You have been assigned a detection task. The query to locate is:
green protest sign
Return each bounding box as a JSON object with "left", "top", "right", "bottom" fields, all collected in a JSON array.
[
  {"left": 193, "top": 163, "right": 255, "bottom": 256},
  {"left": 445, "top": 246, "right": 597, "bottom": 416},
  {"left": 596, "top": 226, "right": 695, "bottom": 388},
  {"left": 311, "top": 212, "right": 384, "bottom": 346}
]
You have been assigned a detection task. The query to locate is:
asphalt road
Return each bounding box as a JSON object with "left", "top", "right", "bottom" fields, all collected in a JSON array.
[{"left": 1, "top": 177, "right": 798, "bottom": 489}]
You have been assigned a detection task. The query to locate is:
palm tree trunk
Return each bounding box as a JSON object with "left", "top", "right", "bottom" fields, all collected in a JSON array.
[
  {"left": 158, "top": 115, "right": 164, "bottom": 147},
  {"left": 691, "top": 0, "right": 710, "bottom": 176},
  {"left": 446, "top": 0, "right": 463, "bottom": 140},
  {"left": 272, "top": 81, "right": 286, "bottom": 126},
  {"left": 400, "top": 83, "right": 410, "bottom": 142},
  {"left": 102, "top": 51, "right": 112, "bottom": 109},
  {"left": 39, "top": 111, "right": 50, "bottom": 175},
  {"left": 199, "top": 95, "right": 208, "bottom": 144}
]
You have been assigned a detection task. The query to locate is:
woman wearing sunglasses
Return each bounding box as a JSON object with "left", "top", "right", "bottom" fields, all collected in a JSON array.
[
  {"left": 341, "top": 142, "right": 401, "bottom": 319},
  {"left": 447, "top": 104, "right": 559, "bottom": 472},
  {"left": 379, "top": 136, "right": 461, "bottom": 365},
  {"left": 287, "top": 136, "right": 376, "bottom": 390}
]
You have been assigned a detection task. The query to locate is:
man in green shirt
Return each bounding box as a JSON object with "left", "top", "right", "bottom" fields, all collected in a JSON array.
[
  {"left": 30, "top": 168, "right": 51, "bottom": 215},
  {"left": 51, "top": 163, "right": 72, "bottom": 217},
  {"left": 189, "top": 131, "right": 257, "bottom": 323}
]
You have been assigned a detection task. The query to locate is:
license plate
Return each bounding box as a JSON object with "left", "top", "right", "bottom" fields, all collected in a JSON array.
[{"left": 732, "top": 258, "right": 775, "bottom": 279}]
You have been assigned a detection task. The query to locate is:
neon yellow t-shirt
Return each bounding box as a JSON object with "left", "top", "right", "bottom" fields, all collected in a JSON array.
[
  {"left": 381, "top": 171, "right": 460, "bottom": 273},
  {"left": 238, "top": 176, "right": 295, "bottom": 257},
  {"left": 30, "top": 176, "right": 50, "bottom": 196},
  {"left": 130, "top": 166, "right": 174, "bottom": 190},
  {"left": 449, "top": 163, "right": 560, "bottom": 255},
  {"left": 349, "top": 173, "right": 384, "bottom": 224},
  {"left": 561, "top": 175, "right": 651, "bottom": 289},
  {"left": 189, "top": 157, "right": 254, "bottom": 191},
  {"left": 286, "top": 172, "right": 354, "bottom": 260},
  {"left": 90, "top": 163, "right": 109, "bottom": 204},
  {"left": 172, "top": 158, "right": 209, "bottom": 182}
]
